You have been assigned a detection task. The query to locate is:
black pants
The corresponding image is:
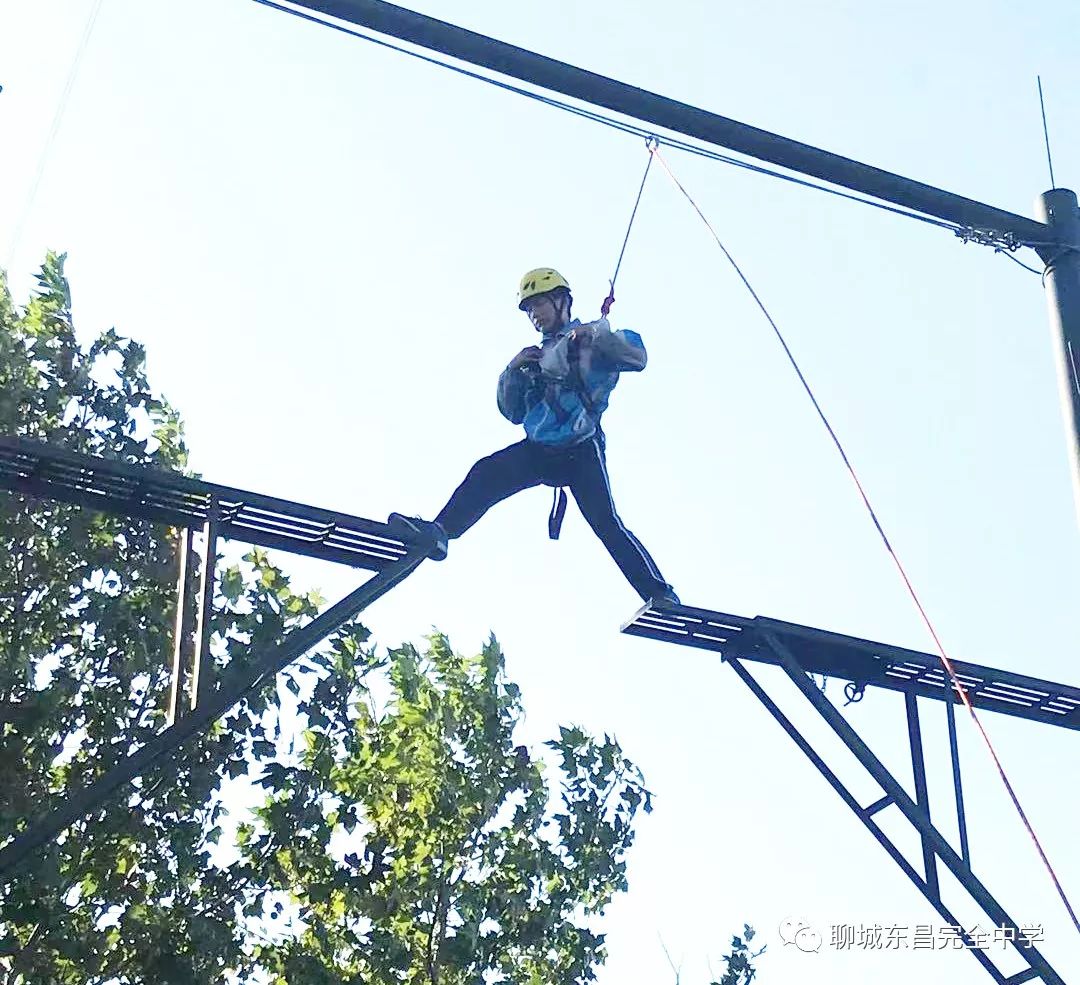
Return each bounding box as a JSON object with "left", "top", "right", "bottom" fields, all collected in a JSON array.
[{"left": 436, "top": 436, "right": 672, "bottom": 602}]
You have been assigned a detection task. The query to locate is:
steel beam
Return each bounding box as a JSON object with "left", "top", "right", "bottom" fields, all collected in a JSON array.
[
  {"left": 906, "top": 692, "right": 940, "bottom": 903},
  {"left": 946, "top": 697, "right": 971, "bottom": 864},
  {"left": 167, "top": 526, "right": 197, "bottom": 726},
  {"left": 283, "top": 0, "right": 1053, "bottom": 243},
  {"left": 190, "top": 501, "right": 221, "bottom": 711}
]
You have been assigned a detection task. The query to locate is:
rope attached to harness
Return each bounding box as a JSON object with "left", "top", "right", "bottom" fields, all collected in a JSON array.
[
  {"left": 601, "top": 137, "right": 659, "bottom": 317},
  {"left": 550, "top": 139, "right": 658, "bottom": 540}
]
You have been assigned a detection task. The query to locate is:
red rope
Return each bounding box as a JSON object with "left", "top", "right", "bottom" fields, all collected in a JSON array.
[{"left": 650, "top": 144, "right": 1080, "bottom": 936}]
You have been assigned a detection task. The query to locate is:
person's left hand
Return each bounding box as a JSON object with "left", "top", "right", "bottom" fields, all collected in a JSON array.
[{"left": 573, "top": 319, "right": 608, "bottom": 345}]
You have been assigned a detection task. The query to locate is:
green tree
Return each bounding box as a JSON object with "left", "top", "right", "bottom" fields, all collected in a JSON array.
[
  {"left": 712, "top": 925, "right": 761, "bottom": 985},
  {"left": 661, "top": 924, "right": 762, "bottom": 985},
  {"left": 239, "top": 633, "right": 650, "bottom": 985},
  {"left": 0, "top": 253, "right": 354, "bottom": 983},
  {"left": 0, "top": 255, "right": 651, "bottom": 984}
]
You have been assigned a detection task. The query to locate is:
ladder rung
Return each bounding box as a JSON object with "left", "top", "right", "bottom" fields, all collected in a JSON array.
[{"left": 863, "top": 795, "right": 893, "bottom": 817}]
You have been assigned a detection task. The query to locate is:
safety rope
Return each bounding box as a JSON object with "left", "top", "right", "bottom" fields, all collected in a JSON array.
[
  {"left": 548, "top": 142, "right": 658, "bottom": 540},
  {"left": 600, "top": 138, "right": 658, "bottom": 317},
  {"left": 648, "top": 143, "right": 1080, "bottom": 936}
]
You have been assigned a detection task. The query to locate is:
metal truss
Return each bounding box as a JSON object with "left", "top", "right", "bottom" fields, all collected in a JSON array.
[
  {"left": 0, "top": 437, "right": 441, "bottom": 881},
  {"left": 623, "top": 604, "right": 1076, "bottom": 984}
]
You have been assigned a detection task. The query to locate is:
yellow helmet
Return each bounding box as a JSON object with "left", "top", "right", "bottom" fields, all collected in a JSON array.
[{"left": 517, "top": 268, "right": 571, "bottom": 309}]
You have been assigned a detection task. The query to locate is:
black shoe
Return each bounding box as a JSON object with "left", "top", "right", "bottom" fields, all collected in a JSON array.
[
  {"left": 646, "top": 588, "right": 681, "bottom": 610},
  {"left": 387, "top": 513, "right": 448, "bottom": 561}
]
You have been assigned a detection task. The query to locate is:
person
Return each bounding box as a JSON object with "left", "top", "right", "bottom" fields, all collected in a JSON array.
[{"left": 388, "top": 267, "right": 679, "bottom": 609}]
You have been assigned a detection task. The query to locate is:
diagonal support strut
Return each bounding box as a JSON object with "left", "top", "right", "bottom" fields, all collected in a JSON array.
[
  {"left": 758, "top": 629, "right": 1062, "bottom": 984},
  {"left": 727, "top": 656, "right": 1021, "bottom": 984},
  {"left": 0, "top": 550, "right": 426, "bottom": 883}
]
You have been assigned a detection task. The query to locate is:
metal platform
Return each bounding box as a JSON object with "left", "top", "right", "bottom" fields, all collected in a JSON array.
[
  {"left": 623, "top": 604, "right": 1080, "bottom": 731},
  {"left": 0, "top": 435, "right": 413, "bottom": 570},
  {"left": 624, "top": 601, "right": 1072, "bottom": 984}
]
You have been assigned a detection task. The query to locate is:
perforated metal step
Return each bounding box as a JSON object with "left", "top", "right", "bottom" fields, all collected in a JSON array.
[
  {"left": 0, "top": 436, "right": 412, "bottom": 571},
  {"left": 623, "top": 604, "right": 1080, "bottom": 731}
]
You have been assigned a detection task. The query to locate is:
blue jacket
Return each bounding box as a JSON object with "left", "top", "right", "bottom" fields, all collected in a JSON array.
[{"left": 496, "top": 318, "right": 647, "bottom": 447}]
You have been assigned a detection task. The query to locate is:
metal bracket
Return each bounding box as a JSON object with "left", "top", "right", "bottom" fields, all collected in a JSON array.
[
  {"left": 956, "top": 226, "right": 1024, "bottom": 252},
  {"left": 622, "top": 603, "right": 1074, "bottom": 984},
  {"left": 728, "top": 631, "right": 1063, "bottom": 985}
]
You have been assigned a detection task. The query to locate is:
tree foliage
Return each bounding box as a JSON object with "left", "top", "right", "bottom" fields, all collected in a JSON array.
[
  {"left": 711, "top": 925, "right": 760, "bottom": 985},
  {"left": 0, "top": 255, "right": 651, "bottom": 984},
  {"left": 240, "top": 634, "right": 650, "bottom": 985}
]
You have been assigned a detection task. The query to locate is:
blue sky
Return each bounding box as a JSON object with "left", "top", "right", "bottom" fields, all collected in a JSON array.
[{"left": 3, "top": 0, "right": 1080, "bottom": 981}]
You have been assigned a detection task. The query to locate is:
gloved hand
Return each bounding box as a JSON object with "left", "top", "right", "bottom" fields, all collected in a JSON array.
[
  {"left": 508, "top": 346, "right": 542, "bottom": 371},
  {"left": 569, "top": 318, "right": 611, "bottom": 346}
]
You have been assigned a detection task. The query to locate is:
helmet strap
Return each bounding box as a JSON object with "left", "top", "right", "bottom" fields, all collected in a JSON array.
[
  {"left": 529, "top": 290, "right": 572, "bottom": 335},
  {"left": 555, "top": 290, "right": 572, "bottom": 325}
]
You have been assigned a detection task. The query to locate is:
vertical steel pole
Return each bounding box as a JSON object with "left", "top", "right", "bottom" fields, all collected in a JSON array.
[
  {"left": 190, "top": 499, "right": 219, "bottom": 711},
  {"left": 1036, "top": 189, "right": 1080, "bottom": 526},
  {"left": 945, "top": 697, "right": 970, "bottom": 865},
  {"left": 167, "top": 527, "right": 195, "bottom": 726},
  {"left": 905, "top": 693, "right": 940, "bottom": 903}
]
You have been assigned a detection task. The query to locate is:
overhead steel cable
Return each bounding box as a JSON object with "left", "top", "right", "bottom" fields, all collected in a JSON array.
[{"left": 250, "top": 0, "right": 1050, "bottom": 261}]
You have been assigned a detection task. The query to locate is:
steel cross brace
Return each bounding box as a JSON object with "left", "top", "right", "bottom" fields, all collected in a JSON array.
[
  {"left": 730, "top": 629, "right": 1063, "bottom": 985},
  {"left": 0, "top": 551, "right": 426, "bottom": 884}
]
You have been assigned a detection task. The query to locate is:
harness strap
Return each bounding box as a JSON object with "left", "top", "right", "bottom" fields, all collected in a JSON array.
[{"left": 548, "top": 486, "right": 568, "bottom": 539}]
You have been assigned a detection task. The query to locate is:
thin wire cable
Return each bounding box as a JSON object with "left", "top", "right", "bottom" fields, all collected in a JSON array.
[
  {"left": 5, "top": 0, "right": 105, "bottom": 270},
  {"left": 999, "top": 251, "right": 1042, "bottom": 276},
  {"left": 648, "top": 143, "right": 1080, "bottom": 936},
  {"left": 644, "top": 131, "right": 964, "bottom": 233},
  {"left": 1038, "top": 76, "right": 1056, "bottom": 190},
  {"left": 601, "top": 139, "right": 657, "bottom": 316},
  {"left": 252, "top": 0, "right": 974, "bottom": 240}
]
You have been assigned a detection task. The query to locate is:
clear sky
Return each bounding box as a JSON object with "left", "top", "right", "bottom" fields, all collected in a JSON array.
[{"left": 3, "top": 1, "right": 1080, "bottom": 982}]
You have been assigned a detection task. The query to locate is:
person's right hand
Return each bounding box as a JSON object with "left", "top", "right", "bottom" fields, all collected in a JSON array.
[{"left": 509, "top": 346, "right": 542, "bottom": 371}]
